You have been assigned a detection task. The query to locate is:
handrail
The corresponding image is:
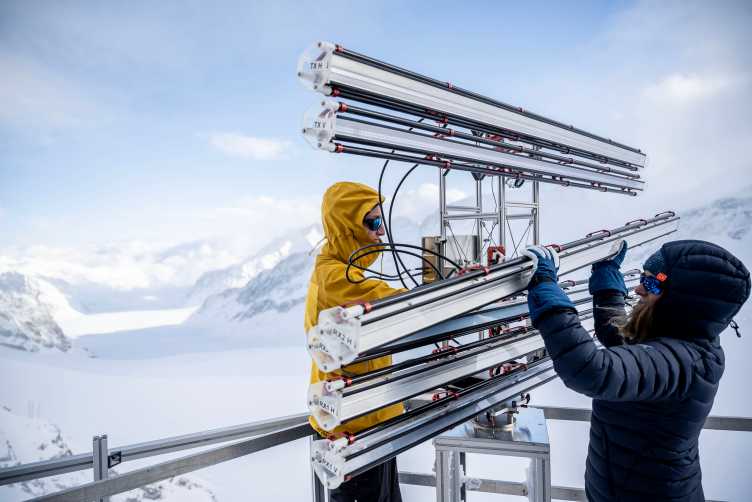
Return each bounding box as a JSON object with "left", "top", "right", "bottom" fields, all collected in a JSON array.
[
  {"left": 0, "top": 412, "right": 309, "bottom": 486},
  {"left": 539, "top": 406, "right": 752, "bottom": 432},
  {"left": 27, "top": 424, "right": 312, "bottom": 502}
]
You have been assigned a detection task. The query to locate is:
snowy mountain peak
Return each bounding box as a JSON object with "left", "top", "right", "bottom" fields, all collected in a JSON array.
[
  {"left": 195, "top": 251, "right": 313, "bottom": 322},
  {"left": 185, "top": 224, "right": 322, "bottom": 306},
  {"left": 0, "top": 272, "right": 72, "bottom": 352},
  {"left": 680, "top": 193, "right": 752, "bottom": 241}
]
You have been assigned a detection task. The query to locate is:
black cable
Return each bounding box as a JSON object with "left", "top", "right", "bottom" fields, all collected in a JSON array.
[
  {"left": 376, "top": 119, "right": 426, "bottom": 289},
  {"left": 346, "top": 248, "right": 443, "bottom": 285},
  {"left": 377, "top": 159, "right": 409, "bottom": 289},
  {"left": 388, "top": 162, "right": 419, "bottom": 284},
  {"left": 349, "top": 242, "right": 463, "bottom": 272}
]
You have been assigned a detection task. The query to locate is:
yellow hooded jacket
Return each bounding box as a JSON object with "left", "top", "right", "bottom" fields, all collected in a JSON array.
[{"left": 305, "top": 182, "right": 405, "bottom": 436}]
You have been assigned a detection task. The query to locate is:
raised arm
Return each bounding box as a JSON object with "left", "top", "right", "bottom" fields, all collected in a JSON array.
[
  {"left": 534, "top": 308, "right": 692, "bottom": 401},
  {"left": 588, "top": 241, "right": 629, "bottom": 347},
  {"left": 523, "top": 243, "right": 692, "bottom": 402}
]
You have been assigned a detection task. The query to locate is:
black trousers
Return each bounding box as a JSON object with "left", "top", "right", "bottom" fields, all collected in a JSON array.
[{"left": 316, "top": 458, "right": 402, "bottom": 502}]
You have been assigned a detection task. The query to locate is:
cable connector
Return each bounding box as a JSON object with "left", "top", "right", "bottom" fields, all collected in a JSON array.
[{"left": 432, "top": 390, "right": 459, "bottom": 402}]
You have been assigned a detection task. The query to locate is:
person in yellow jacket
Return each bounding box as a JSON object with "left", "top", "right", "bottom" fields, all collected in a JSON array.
[{"left": 305, "top": 181, "right": 405, "bottom": 502}]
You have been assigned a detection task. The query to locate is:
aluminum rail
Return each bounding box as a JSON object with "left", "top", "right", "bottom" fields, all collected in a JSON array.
[
  {"left": 302, "top": 101, "right": 643, "bottom": 193},
  {"left": 307, "top": 213, "right": 679, "bottom": 371},
  {"left": 312, "top": 360, "right": 558, "bottom": 489},
  {"left": 330, "top": 143, "right": 640, "bottom": 197},
  {"left": 309, "top": 302, "right": 598, "bottom": 431},
  {"left": 309, "top": 330, "right": 545, "bottom": 431},
  {"left": 25, "top": 424, "right": 313, "bottom": 502},
  {"left": 397, "top": 472, "right": 728, "bottom": 502},
  {"left": 359, "top": 269, "right": 641, "bottom": 359},
  {"left": 539, "top": 406, "right": 752, "bottom": 432},
  {"left": 339, "top": 104, "right": 641, "bottom": 180},
  {"left": 297, "top": 41, "right": 646, "bottom": 168},
  {"left": 0, "top": 412, "right": 309, "bottom": 486}
]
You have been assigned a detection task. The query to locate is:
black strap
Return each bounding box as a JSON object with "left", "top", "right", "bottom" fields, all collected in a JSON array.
[
  {"left": 529, "top": 275, "right": 556, "bottom": 288},
  {"left": 730, "top": 319, "right": 742, "bottom": 338}
]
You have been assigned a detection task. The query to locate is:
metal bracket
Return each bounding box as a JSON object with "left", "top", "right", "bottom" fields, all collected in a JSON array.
[{"left": 107, "top": 451, "right": 122, "bottom": 469}]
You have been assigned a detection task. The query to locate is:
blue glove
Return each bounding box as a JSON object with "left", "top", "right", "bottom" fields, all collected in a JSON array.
[
  {"left": 588, "top": 240, "right": 628, "bottom": 296},
  {"left": 523, "top": 246, "right": 575, "bottom": 325},
  {"left": 522, "top": 245, "right": 560, "bottom": 282}
]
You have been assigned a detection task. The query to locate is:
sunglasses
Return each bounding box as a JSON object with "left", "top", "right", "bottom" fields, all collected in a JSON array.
[
  {"left": 363, "top": 216, "right": 383, "bottom": 232},
  {"left": 640, "top": 273, "right": 666, "bottom": 295}
]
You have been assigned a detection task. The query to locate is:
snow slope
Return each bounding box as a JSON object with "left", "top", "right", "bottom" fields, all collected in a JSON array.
[
  {"left": 0, "top": 272, "right": 72, "bottom": 352},
  {"left": 185, "top": 225, "right": 322, "bottom": 306},
  {"left": 0, "top": 404, "right": 217, "bottom": 501},
  {"left": 0, "top": 346, "right": 311, "bottom": 502}
]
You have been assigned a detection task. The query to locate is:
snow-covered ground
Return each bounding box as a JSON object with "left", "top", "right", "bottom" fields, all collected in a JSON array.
[
  {"left": 1, "top": 191, "right": 751, "bottom": 501},
  {"left": 58, "top": 306, "right": 198, "bottom": 338}
]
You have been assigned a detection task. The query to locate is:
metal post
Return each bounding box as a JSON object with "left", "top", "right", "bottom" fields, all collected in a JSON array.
[
  {"left": 92, "top": 435, "right": 109, "bottom": 502},
  {"left": 435, "top": 449, "right": 462, "bottom": 502},
  {"left": 439, "top": 168, "right": 447, "bottom": 274},
  {"left": 499, "top": 176, "right": 507, "bottom": 249},
  {"left": 528, "top": 455, "right": 552, "bottom": 502},
  {"left": 532, "top": 181, "right": 541, "bottom": 245},
  {"left": 310, "top": 435, "right": 327, "bottom": 502},
  {"left": 475, "top": 176, "right": 483, "bottom": 264}
]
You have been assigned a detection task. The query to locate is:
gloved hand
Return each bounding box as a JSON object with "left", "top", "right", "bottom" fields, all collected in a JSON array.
[
  {"left": 522, "top": 245, "right": 560, "bottom": 283},
  {"left": 523, "top": 245, "right": 575, "bottom": 325},
  {"left": 588, "top": 240, "right": 628, "bottom": 296}
]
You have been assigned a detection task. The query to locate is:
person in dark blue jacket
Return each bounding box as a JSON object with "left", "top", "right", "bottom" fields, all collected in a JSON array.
[{"left": 523, "top": 239, "right": 750, "bottom": 502}]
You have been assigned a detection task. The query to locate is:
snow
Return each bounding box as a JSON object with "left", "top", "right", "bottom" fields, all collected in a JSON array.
[
  {"left": 0, "top": 405, "right": 218, "bottom": 502},
  {"left": 58, "top": 306, "right": 198, "bottom": 338},
  {"left": 0, "top": 272, "right": 71, "bottom": 353},
  {"left": 0, "top": 345, "right": 311, "bottom": 502},
  {"left": 0, "top": 191, "right": 751, "bottom": 501},
  {"left": 185, "top": 224, "right": 322, "bottom": 307}
]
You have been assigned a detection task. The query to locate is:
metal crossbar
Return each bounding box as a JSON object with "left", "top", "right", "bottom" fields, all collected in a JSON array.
[
  {"left": 397, "top": 472, "right": 727, "bottom": 502},
  {"left": 0, "top": 412, "right": 309, "bottom": 486},
  {"left": 26, "top": 424, "right": 312, "bottom": 502},
  {"left": 539, "top": 406, "right": 752, "bottom": 432}
]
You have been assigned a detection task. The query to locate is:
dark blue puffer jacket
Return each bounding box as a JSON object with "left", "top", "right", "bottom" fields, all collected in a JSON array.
[{"left": 534, "top": 240, "right": 750, "bottom": 502}]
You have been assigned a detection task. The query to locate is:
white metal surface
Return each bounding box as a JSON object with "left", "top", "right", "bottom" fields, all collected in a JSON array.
[
  {"left": 308, "top": 332, "right": 545, "bottom": 431},
  {"left": 307, "top": 216, "right": 679, "bottom": 372},
  {"left": 297, "top": 42, "right": 646, "bottom": 168},
  {"left": 434, "top": 407, "right": 551, "bottom": 502},
  {"left": 303, "top": 107, "right": 643, "bottom": 191},
  {"left": 311, "top": 360, "right": 558, "bottom": 489}
]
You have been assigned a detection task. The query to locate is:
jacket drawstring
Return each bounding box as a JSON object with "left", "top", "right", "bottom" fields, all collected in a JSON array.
[{"left": 730, "top": 319, "right": 742, "bottom": 338}]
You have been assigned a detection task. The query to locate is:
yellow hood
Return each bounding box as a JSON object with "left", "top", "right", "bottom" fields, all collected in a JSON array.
[{"left": 320, "top": 181, "right": 383, "bottom": 268}]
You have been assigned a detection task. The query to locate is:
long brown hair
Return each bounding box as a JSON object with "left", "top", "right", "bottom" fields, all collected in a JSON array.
[{"left": 615, "top": 295, "right": 660, "bottom": 343}]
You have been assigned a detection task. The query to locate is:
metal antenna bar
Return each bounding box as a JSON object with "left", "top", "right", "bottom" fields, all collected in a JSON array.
[
  {"left": 298, "top": 42, "right": 645, "bottom": 167},
  {"left": 334, "top": 144, "right": 637, "bottom": 196},
  {"left": 311, "top": 359, "right": 557, "bottom": 489},
  {"left": 302, "top": 102, "right": 644, "bottom": 191},
  {"left": 331, "top": 116, "right": 642, "bottom": 189},
  {"left": 333, "top": 46, "right": 642, "bottom": 155},
  {"left": 339, "top": 103, "right": 641, "bottom": 179},
  {"left": 306, "top": 214, "right": 678, "bottom": 372},
  {"left": 333, "top": 87, "right": 640, "bottom": 171}
]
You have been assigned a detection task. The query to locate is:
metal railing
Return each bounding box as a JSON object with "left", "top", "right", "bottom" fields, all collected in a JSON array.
[{"left": 1, "top": 407, "right": 749, "bottom": 501}]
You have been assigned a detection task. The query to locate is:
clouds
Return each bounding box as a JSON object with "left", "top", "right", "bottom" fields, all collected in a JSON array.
[
  {"left": 643, "top": 73, "right": 744, "bottom": 104},
  {"left": 208, "top": 132, "right": 293, "bottom": 160},
  {"left": 0, "top": 52, "right": 104, "bottom": 130}
]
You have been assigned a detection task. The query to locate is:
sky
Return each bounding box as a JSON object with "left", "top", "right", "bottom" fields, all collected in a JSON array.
[{"left": 1, "top": 0, "right": 751, "bottom": 256}]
